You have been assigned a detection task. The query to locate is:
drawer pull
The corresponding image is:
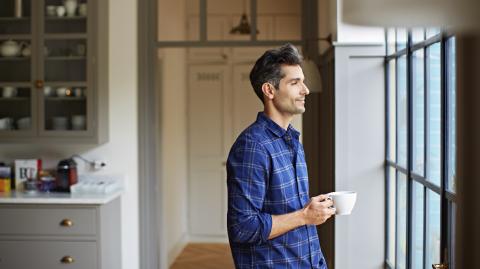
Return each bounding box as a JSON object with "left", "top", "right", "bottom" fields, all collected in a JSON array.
[
  {"left": 60, "top": 219, "right": 74, "bottom": 227},
  {"left": 61, "top": 256, "right": 75, "bottom": 264}
]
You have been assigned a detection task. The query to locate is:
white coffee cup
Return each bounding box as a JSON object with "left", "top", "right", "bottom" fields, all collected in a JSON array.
[
  {"left": 78, "top": 3, "right": 87, "bottom": 16},
  {"left": 71, "top": 115, "right": 86, "bottom": 130},
  {"left": 2, "top": 86, "right": 17, "bottom": 98},
  {"left": 43, "top": 86, "right": 53, "bottom": 97},
  {"left": 328, "top": 191, "right": 357, "bottom": 215}
]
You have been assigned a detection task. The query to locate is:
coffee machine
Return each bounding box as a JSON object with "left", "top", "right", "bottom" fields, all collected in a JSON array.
[{"left": 56, "top": 158, "right": 78, "bottom": 192}]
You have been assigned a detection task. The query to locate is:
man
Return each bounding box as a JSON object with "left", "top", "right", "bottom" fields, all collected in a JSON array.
[{"left": 226, "top": 43, "right": 335, "bottom": 269}]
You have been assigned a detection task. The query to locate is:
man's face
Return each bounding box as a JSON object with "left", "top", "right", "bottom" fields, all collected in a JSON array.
[{"left": 272, "top": 64, "right": 310, "bottom": 116}]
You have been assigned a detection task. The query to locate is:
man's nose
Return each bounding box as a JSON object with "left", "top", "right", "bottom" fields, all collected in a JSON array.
[{"left": 302, "top": 83, "right": 310, "bottom": 95}]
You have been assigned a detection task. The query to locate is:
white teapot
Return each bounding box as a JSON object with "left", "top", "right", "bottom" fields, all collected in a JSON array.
[{"left": 0, "top": 40, "right": 21, "bottom": 57}]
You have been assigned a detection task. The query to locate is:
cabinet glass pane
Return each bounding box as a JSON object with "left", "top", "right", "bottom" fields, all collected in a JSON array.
[
  {"left": 396, "top": 172, "right": 407, "bottom": 269},
  {"left": 412, "top": 50, "right": 425, "bottom": 176},
  {"left": 447, "top": 37, "right": 456, "bottom": 193},
  {"left": 0, "top": 87, "right": 32, "bottom": 131},
  {"left": 388, "top": 59, "right": 396, "bottom": 162},
  {"left": 43, "top": 85, "right": 87, "bottom": 131},
  {"left": 44, "top": 39, "right": 87, "bottom": 82},
  {"left": 44, "top": 0, "right": 87, "bottom": 34},
  {"left": 0, "top": 0, "right": 32, "bottom": 34},
  {"left": 426, "top": 190, "right": 441, "bottom": 268},
  {"left": 411, "top": 181, "right": 424, "bottom": 269},
  {"left": 397, "top": 56, "right": 408, "bottom": 168},
  {"left": 387, "top": 166, "right": 396, "bottom": 266},
  {"left": 427, "top": 43, "right": 442, "bottom": 186}
]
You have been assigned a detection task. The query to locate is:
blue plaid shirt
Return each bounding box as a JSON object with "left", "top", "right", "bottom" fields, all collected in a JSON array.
[{"left": 227, "top": 112, "right": 327, "bottom": 269}]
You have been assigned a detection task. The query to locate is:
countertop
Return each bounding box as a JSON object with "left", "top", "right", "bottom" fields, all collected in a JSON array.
[{"left": 0, "top": 190, "right": 122, "bottom": 205}]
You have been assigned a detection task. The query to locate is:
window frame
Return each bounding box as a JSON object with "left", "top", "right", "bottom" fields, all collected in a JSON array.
[{"left": 384, "top": 28, "right": 456, "bottom": 269}]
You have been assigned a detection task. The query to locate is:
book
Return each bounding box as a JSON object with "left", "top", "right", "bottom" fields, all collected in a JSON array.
[{"left": 14, "top": 159, "right": 42, "bottom": 191}]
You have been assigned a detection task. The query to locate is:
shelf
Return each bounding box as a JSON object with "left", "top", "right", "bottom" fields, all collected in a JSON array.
[
  {"left": 0, "top": 34, "right": 31, "bottom": 40},
  {"left": 0, "top": 56, "right": 30, "bottom": 61},
  {"left": 45, "top": 56, "right": 86, "bottom": 61},
  {"left": 44, "top": 33, "right": 87, "bottom": 40},
  {"left": 0, "top": 97, "right": 29, "bottom": 101},
  {"left": 45, "top": 81, "right": 87, "bottom": 87},
  {"left": 45, "top": 16, "right": 86, "bottom": 21},
  {"left": 45, "top": 96, "right": 86, "bottom": 101},
  {"left": 0, "top": 17, "right": 31, "bottom": 22}
]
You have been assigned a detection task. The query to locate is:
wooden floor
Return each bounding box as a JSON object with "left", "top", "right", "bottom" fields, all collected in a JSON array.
[{"left": 170, "top": 243, "right": 235, "bottom": 269}]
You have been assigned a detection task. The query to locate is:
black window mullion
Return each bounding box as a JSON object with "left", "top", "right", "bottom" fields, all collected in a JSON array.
[{"left": 406, "top": 30, "right": 413, "bottom": 269}]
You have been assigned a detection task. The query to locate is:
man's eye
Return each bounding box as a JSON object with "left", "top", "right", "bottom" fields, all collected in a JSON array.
[{"left": 291, "top": 81, "right": 298, "bottom": 85}]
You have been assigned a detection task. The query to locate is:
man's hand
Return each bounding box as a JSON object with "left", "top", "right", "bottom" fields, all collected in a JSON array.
[{"left": 301, "top": 194, "right": 336, "bottom": 226}]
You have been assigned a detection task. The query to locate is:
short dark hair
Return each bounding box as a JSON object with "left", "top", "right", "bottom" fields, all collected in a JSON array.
[{"left": 249, "top": 43, "right": 303, "bottom": 103}]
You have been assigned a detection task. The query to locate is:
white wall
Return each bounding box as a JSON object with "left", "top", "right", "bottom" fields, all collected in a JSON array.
[
  {"left": 158, "top": 0, "right": 189, "bottom": 267},
  {"left": 0, "top": 1, "right": 139, "bottom": 268},
  {"left": 336, "top": 0, "right": 384, "bottom": 44},
  {"left": 334, "top": 44, "right": 385, "bottom": 269}
]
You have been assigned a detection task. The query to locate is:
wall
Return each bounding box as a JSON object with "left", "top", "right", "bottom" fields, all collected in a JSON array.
[
  {"left": 336, "top": 0, "right": 384, "bottom": 44},
  {"left": 157, "top": 0, "right": 189, "bottom": 267},
  {"left": 334, "top": 44, "right": 385, "bottom": 269}
]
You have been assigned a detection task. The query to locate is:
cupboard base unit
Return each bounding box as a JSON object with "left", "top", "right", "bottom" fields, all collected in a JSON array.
[{"left": 0, "top": 197, "right": 121, "bottom": 269}]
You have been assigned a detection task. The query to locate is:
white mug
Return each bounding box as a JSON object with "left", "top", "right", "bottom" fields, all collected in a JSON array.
[
  {"left": 46, "top": 5, "right": 56, "bottom": 16},
  {"left": 328, "top": 191, "right": 357, "bottom": 215},
  {"left": 56, "top": 87, "right": 67, "bottom": 97},
  {"left": 43, "top": 86, "right": 53, "bottom": 97},
  {"left": 2, "top": 86, "right": 17, "bottom": 98},
  {"left": 16, "top": 117, "right": 31, "bottom": 130}
]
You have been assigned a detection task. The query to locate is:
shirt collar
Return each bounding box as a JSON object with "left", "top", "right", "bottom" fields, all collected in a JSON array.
[{"left": 256, "top": 112, "right": 300, "bottom": 139}]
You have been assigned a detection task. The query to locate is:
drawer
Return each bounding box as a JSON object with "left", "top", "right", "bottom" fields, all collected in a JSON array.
[
  {"left": 0, "top": 240, "right": 97, "bottom": 269},
  {"left": 0, "top": 207, "right": 96, "bottom": 236}
]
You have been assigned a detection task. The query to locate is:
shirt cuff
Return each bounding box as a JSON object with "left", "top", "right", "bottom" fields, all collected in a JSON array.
[{"left": 260, "top": 212, "right": 272, "bottom": 242}]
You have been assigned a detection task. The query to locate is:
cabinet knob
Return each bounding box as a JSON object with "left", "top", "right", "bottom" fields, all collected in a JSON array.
[
  {"left": 35, "top": 80, "right": 44, "bottom": 89},
  {"left": 60, "top": 219, "right": 74, "bottom": 227},
  {"left": 61, "top": 256, "right": 75, "bottom": 264}
]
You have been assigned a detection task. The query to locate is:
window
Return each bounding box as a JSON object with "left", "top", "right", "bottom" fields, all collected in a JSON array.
[{"left": 385, "top": 29, "right": 456, "bottom": 269}]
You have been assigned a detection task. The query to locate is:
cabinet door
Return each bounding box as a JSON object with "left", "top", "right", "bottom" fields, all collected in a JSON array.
[
  {"left": 188, "top": 64, "right": 230, "bottom": 236},
  {"left": 39, "top": 0, "right": 93, "bottom": 137},
  {"left": 0, "top": 0, "right": 36, "bottom": 136}
]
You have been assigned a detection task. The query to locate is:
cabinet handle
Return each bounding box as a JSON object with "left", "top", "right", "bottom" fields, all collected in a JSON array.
[
  {"left": 35, "top": 80, "right": 44, "bottom": 89},
  {"left": 60, "top": 219, "right": 74, "bottom": 227},
  {"left": 61, "top": 256, "right": 75, "bottom": 264}
]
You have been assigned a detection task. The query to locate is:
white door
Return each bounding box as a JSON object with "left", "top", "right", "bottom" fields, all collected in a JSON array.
[{"left": 188, "top": 64, "right": 230, "bottom": 237}]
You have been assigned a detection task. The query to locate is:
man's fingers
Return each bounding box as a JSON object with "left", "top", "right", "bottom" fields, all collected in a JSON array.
[{"left": 313, "top": 194, "right": 330, "bottom": 202}]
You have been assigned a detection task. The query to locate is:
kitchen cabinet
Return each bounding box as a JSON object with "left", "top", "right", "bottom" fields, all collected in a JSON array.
[
  {"left": 0, "top": 193, "right": 121, "bottom": 269},
  {"left": 0, "top": 0, "right": 108, "bottom": 144}
]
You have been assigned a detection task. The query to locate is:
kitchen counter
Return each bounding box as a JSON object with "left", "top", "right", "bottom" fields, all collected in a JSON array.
[{"left": 0, "top": 190, "right": 122, "bottom": 205}]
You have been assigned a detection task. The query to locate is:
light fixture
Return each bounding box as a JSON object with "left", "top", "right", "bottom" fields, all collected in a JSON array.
[
  {"left": 302, "top": 59, "right": 322, "bottom": 93},
  {"left": 230, "top": 0, "right": 259, "bottom": 35},
  {"left": 342, "top": 0, "right": 480, "bottom": 31}
]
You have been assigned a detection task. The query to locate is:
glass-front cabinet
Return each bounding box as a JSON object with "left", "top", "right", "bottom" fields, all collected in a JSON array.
[{"left": 0, "top": 0, "right": 107, "bottom": 143}]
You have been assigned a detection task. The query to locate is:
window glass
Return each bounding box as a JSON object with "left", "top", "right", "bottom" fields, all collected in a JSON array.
[
  {"left": 412, "top": 28, "right": 425, "bottom": 44},
  {"left": 426, "top": 27, "right": 441, "bottom": 39},
  {"left": 447, "top": 37, "right": 456, "bottom": 193},
  {"left": 396, "top": 172, "right": 408, "bottom": 269},
  {"left": 387, "top": 28, "right": 396, "bottom": 55},
  {"left": 411, "top": 181, "right": 425, "bottom": 269},
  {"left": 387, "top": 166, "right": 397, "bottom": 265},
  {"left": 388, "top": 59, "right": 397, "bottom": 162},
  {"left": 397, "top": 56, "right": 408, "bottom": 168},
  {"left": 427, "top": 43, "right": 442, "bottom": 186},
  {"left": 412, "top": 49, "right": 425, "bottom": 176},
  {"left": 426, "top": 190, "right": 441, "bottom": 268},
  {"left": 396, "top": 28, "right": 408, "bottom": 51}
]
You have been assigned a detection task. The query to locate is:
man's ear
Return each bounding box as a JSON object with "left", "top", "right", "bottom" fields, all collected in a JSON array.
[{"left": 261, "top": 83, "right": 275, "bottom": 101}]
